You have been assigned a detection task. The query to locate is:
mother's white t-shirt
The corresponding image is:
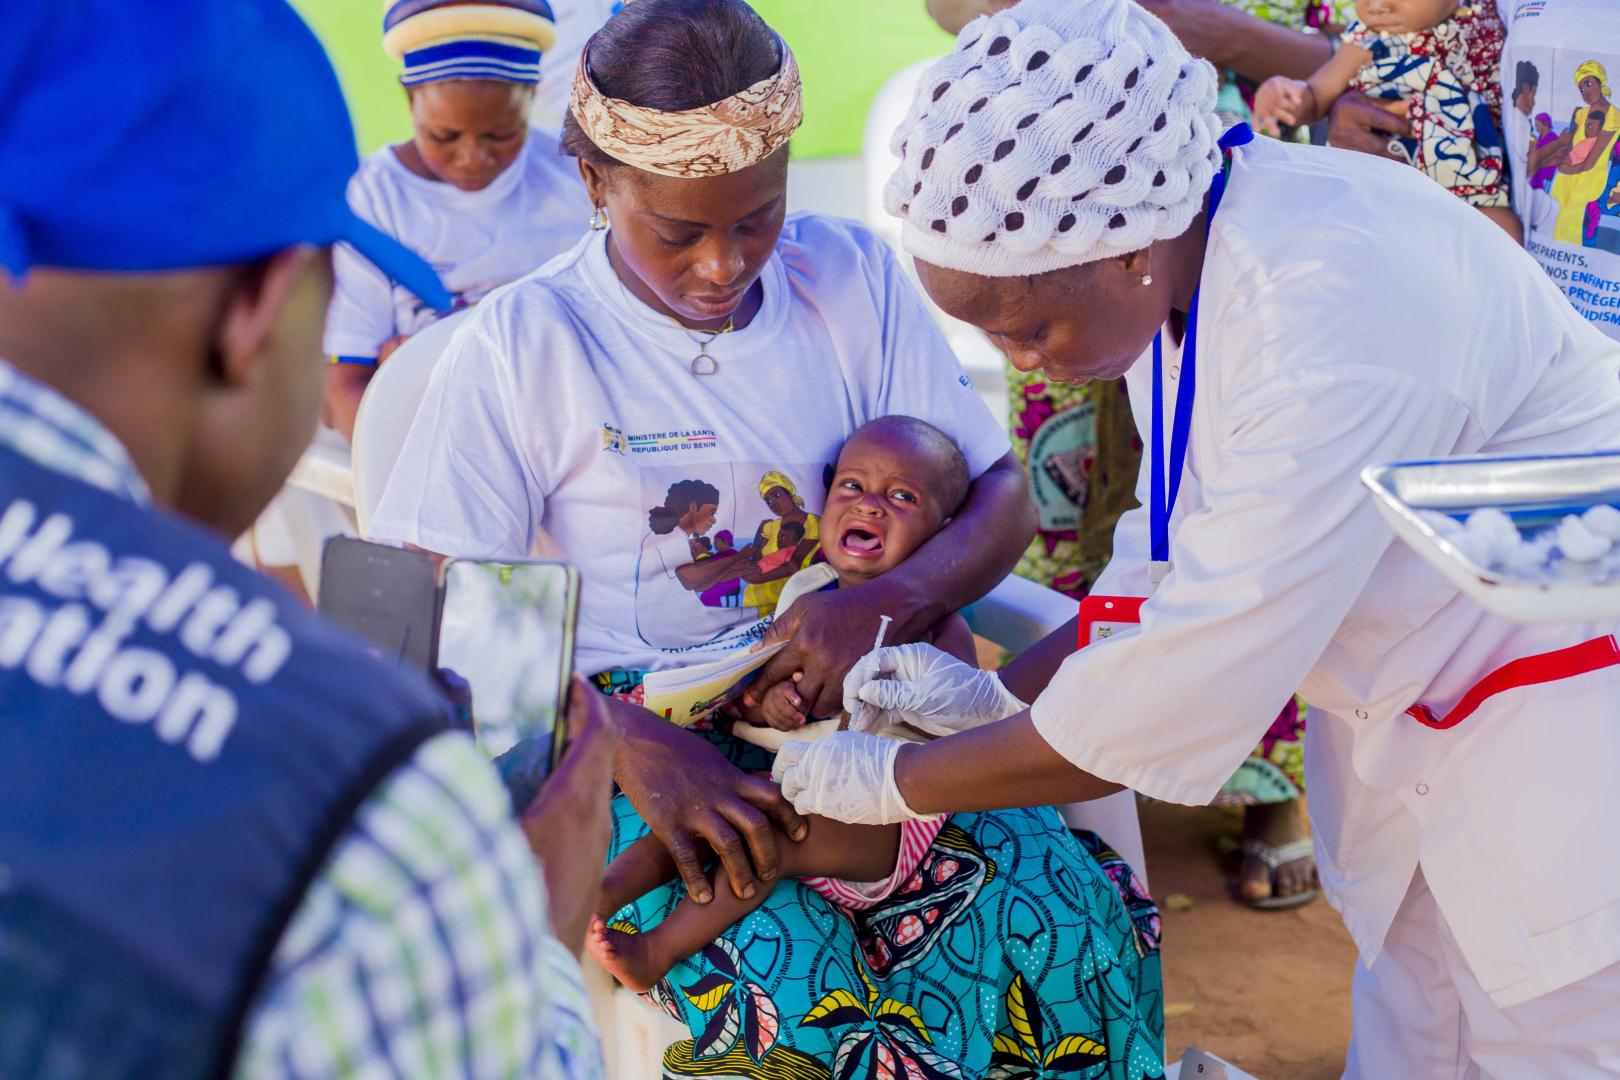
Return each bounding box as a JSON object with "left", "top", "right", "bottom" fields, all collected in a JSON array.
[{"left": 370, "top": 213, "right": 1010, "bottom": 676}]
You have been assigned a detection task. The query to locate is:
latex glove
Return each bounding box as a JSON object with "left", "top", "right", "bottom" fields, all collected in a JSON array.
[
  {"left": 842, "top": 643, "right": 1026, "bottom": 736},
  {"left": 772, "top": 731, "right": 923, "bottom": 825}
]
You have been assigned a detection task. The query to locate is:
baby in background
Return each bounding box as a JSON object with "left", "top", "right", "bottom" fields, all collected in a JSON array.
[
  {"left": 586, "top": 416, "right": 976, "bottom": 992},
  {"left": 1569, "top": 110, "right": 1608, "bottom": 168},
  {"left": 749, "top": 519, "right": 807, "bottom": 577},
  {"left": 1252, "top": 0, "right": 1518, "bottom": 239}
]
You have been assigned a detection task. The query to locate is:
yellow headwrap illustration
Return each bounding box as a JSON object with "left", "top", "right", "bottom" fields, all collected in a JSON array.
[
  {"left": 1576, "top": 60, "right": 1612, "bottom": 99},
  {"left": 744, "top": 469, "right": 819, "bottom": 613},
  {"left": 758, "top": 470, "right": 805, "bottom": 507}
]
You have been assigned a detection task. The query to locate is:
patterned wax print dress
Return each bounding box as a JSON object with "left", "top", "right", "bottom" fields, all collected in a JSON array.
[{"left": 596, "top": 687, "right": 1165, "bottom": 1079}]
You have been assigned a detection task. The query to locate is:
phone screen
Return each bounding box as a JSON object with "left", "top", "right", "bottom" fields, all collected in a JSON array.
[{"left": 437, "top": 560, "right": 579, "bottom": 803}]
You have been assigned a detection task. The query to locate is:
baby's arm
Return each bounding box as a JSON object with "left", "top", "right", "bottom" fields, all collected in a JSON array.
[
  {"left": 1254, "top": 41, "right": 1371, "bottom": 135},
  {"left": 930, "top": 611, "right": 979, "bottom": 667}
]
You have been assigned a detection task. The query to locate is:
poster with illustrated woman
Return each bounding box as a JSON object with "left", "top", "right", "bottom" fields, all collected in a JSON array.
[{"left": 1500, "top": 0, "right": 1620, "bottom": 337}]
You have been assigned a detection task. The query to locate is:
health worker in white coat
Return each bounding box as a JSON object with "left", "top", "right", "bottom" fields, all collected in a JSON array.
[{"left": 771, "top": 0, "right": 1620, "bottom": 1073}]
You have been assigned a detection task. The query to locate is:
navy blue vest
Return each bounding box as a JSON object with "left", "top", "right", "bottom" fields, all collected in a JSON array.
[{"left": 0, "top": 445, "right": 451, "bottom": 1078}]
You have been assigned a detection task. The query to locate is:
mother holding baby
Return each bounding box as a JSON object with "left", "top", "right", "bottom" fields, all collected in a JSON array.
[
  {"left": 372, "top": 0, "right": 1165, "bottom": 1074},
  {"left": 775, "top": 0, "right": 1620, "bottom": 1073}
]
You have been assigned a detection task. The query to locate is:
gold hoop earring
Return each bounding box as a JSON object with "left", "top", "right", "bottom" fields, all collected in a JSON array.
[{"left": 590, "top": 206, "right": 608, "bottom": 232}]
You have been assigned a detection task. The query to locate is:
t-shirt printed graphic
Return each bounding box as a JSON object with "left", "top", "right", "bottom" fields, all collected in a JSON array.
[
  {"left": 633, "top": 463, "right": 823, "bottom": 652},
  {"left": 1501, "top": 0, "right": 1620, "bottom": 337}
]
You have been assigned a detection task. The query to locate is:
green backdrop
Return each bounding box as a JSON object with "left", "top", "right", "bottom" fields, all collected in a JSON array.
[{"left": 290, "top": 2, "right": 953, "bottom": 159}]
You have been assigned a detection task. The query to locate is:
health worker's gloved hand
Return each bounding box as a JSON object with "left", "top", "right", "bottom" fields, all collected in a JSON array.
[
  {"left": 842, "top": 643, "right": 1027, "bottom": 736},
  {"left": 771, "top": 732, "right": 923, "bottom": 826}
]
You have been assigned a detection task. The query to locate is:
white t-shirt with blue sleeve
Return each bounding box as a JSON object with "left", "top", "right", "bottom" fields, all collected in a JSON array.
[{"left": 322, "top": 128, "right": 592, "bottom": 362}]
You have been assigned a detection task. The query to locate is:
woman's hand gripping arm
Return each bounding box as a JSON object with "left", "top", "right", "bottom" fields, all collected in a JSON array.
[{"left": 610, "top": 695, "right": 809, "bottom": 904}]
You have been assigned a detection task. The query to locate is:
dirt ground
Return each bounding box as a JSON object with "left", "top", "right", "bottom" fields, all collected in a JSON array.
[{"left": 1141, "top": 798, "right": 1357, "bottom": 1080}]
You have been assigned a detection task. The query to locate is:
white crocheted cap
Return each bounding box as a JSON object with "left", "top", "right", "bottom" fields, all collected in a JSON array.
[{"left": 885, "top": 0, "right": 1222, "bottom": 277}]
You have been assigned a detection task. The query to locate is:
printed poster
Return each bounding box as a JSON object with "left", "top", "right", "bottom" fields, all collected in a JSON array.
[{"left": 1504, "top": 7, "right": 1620, "bottom": 335}]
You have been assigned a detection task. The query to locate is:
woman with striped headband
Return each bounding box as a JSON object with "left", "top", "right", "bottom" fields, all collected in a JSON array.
[
  {"left": 321, "top": 0, "right": 590, "bottom": 440},
  {"left": 371, "top": 0, "right": 1165, "bottom": 1073}
]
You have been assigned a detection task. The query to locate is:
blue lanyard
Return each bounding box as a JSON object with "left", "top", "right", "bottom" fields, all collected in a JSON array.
[{"left": 1149, "top": 123, "right": 1253, "bottom": 584}]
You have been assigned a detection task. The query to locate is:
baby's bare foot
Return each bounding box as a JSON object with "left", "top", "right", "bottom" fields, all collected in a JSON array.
[{"left": 585, "top": 916, "right": 669, "bottom": 994}]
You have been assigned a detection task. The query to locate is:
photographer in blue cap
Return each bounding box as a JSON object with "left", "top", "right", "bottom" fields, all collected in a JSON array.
[{"left": 0, "top": 2, "right": 611, "bottom": 1077}]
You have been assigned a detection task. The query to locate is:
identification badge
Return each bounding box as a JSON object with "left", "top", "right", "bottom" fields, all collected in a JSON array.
[{"left": 1077, "top": 595, "right": 1144, "bottom": 648}]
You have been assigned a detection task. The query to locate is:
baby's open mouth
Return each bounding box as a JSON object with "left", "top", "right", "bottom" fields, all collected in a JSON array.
[{"left": 839, "top": 526, "right": 885, "bottom": 558}]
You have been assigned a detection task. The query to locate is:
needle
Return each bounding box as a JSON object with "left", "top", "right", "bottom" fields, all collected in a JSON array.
[
  {"left": 872, "top": 614, "right": 893, "bottom": 652},
  {"left": 848, "top": 615, "right": 894, "bottom": 733}
]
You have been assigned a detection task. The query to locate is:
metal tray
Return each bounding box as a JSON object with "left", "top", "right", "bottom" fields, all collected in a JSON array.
[{"left": 1361, "top": 451, "right": 1620, "bottom": 622}]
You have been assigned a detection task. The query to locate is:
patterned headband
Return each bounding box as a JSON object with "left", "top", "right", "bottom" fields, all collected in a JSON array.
[{"left": 568, "top": 37, "right": 803, "bottom": 178}]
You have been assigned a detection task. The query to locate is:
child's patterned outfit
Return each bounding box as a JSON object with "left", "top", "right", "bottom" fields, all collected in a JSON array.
[
  {"left": 800, "top": 815, "right": 950, "bottom": 910},
  {"left": 1345, "top": 4, "right": 1509, "bottom": 207}
]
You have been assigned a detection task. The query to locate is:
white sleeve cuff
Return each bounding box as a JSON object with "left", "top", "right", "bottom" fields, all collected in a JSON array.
[{"left": 1030, "top": 687, "right": 1229, "bottom": 807}]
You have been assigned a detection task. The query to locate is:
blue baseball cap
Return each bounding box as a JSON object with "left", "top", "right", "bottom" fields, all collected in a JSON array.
[{"left": 0, "top": 0, "right": 451, "bottom": 312}]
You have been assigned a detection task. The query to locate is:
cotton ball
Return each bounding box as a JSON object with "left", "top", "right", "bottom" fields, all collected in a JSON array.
[
  {"left": 1528, "top": 531, "right": 1558, "bottom": 562},
  {"left": 1501, "top": 531, "right": 1556, "bottom": 575},
  {"left": 1419, "top": 510, "right": 1464, "bottom": 539},
  {"left": 1556, "top": 515, "right": 1612, "bottom": 562},
  {"left": 1498, "top": 546, "right": 1538, "bottom": 576},
  {"left": 1551, "top": 555, "right": 1601, "bottom": 582},
  {"left": 1582, "top": 504, "right": 1620, "bottom": 541},
  {"left": 1447, "top": 528, "right": 1494, "bottom": 568},
  {"left": 1464, "top": 508, "right": 1522, "bottom": 566}
]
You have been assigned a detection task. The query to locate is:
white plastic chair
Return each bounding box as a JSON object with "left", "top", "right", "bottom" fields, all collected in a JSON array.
[
  {"left": 284, "top": 424, "right": 356, "bottom": 509},
  {"left": 264, "top": 312, "right": 474, "bottom": 591},
  {"left": 342, "top": 310, "right": 680, "bottom": 1071},
  {"left": 342, "top": 307, "right": 690, "bottom": 1077},
  {"left": 349, "top": 308, "right": 473, "bottom": 538}
]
